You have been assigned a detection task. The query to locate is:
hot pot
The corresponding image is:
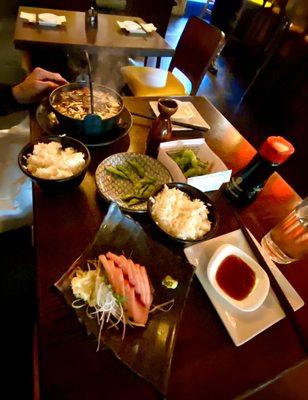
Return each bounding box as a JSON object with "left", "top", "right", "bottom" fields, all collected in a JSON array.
[{"left": 49, "top": 82, "right": 124, "bottom": 144}]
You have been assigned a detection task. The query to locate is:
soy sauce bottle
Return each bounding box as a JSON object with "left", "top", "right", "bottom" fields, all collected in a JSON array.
[
  {"left": 223, "top": 136, "right": 295, "bottom": 207},
  {"left": 85, "top": 0, "right": 98, "bottom": 29}
]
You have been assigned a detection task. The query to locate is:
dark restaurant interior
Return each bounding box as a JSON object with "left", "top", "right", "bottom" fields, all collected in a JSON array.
[{"left": 0, "top": 1, "right": 307, "bottom": 399}]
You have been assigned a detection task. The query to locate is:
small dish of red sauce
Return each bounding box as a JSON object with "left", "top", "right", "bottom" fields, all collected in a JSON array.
[
  {"left": 216, "top": 255, "right": 256, "bottom": 301},
  {"left": 207, "top": 244, "right": 270, "bottom": 312}
]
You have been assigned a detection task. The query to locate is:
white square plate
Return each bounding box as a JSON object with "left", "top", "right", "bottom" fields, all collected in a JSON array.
[
  {"left": 184, "top": 229, "right": 304, "bottom": 346},
  {"left": 150, "top": 101, "right": 210, "bottom": 131}
]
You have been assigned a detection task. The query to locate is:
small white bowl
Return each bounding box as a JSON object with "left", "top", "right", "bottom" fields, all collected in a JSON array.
[{"left": 207, "top": 244, "right": 270, "bottom": 312}]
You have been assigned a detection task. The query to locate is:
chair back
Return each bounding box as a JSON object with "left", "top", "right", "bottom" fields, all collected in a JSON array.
[{"left": 169, "top": 17, "right": 224, "bottom": 95}]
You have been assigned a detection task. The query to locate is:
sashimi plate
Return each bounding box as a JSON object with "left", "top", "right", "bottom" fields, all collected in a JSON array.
[{"left": 55, "top": 202, "right": 195, "bottom": 395}]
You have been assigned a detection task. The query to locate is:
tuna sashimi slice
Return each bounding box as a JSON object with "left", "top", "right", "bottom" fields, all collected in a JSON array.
[
  {"left": 105, "top": 252, "right": 153, "bottom": 308},
  {"left": 106, "top": 252, "right": 136, "bottom": 286},
  {"left": 100, "top": 255, "right": 126, "bottom": 298},
  {"left": 111, "top": 254, "right": 137, "bottom": 289},
  {"left": 99, "top": 255, "right": 119, "bottom": 294},
  {"left": 124, "top": 259, "right": 137, "bottom": 286},
  {"left": 100, "top": 255, "right": 115, "bottom": 285},
  {"left": 106, "top": 252, "right": 127, "bottom": 268},
  {"left": 124, "top": 281, "right": 149, "bottom": 325},
  {"left": 140, "top": 266, "right": 153, "bottom": 307},
  {"left": 124, "top": 260, "right": 148, "bottom": 308},
  {"left": 112, "top": 265, "right": 125, "bottom": 298},
  {"left": 134, "top": 263, "right": 147, "bottom": 306}
]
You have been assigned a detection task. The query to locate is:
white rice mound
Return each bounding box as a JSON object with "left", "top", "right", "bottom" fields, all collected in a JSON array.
[
  {"left": 26, "top": 141, "right": 85, "bottom": 180},
  {"left": 150, "top": 185, "right": 212, "bottom": 240}
]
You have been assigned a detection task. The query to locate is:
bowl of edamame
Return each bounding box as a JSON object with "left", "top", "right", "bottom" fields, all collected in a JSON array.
[{"left": 95, "top": 152, "right": 172, "bottom": 212}]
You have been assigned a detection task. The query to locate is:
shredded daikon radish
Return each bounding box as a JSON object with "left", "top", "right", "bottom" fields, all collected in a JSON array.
[{"left": 71, "top": 263, "right": 126, "bottom": 350}]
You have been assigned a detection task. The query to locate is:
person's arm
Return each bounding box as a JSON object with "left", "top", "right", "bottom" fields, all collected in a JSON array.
[
  {"left": 12, "top": 67, "right": 67, "bottom": 104},
  {"left": 0, "top": 67, "right": 67, "bottom": 116},
  {"left": 0, "top": 83, "right": 24, "bottom": 116}
]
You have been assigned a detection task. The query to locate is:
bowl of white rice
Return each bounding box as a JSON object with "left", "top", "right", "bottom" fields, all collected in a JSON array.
[
  {"left": 18, "top": 135, "right": 91, "bottom": 192},
  {"left": 148, "top": 182, "right": 218, "bottom": 243}
]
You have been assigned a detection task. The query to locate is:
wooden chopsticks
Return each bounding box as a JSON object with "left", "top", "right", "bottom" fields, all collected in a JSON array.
[
  {"left": 130, "top": 111, "right": 209, "bottom": 132},
  {"left": 234, "top": 210, "right": 307, "bottom": 353},
  {"left": 133, "top": 20, "right": 149, "bottom": 34}
]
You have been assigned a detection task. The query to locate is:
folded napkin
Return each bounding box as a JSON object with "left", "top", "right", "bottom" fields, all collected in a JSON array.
[
  {"left": 19, "top": 11, "right": 66, "bottom": 26},
  {"left": 20, "top": 11, "right": 36, "bottom": 23},
  {"left": 117, "top": 20, "right": 156, "bottom": 34},
  {"left": 38, "top": 13, "right": 66, "bottom": 26}
]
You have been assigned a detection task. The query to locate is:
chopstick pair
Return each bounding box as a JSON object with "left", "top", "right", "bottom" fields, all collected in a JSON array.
[
  {"left": 133, "top": 20, "right": 149, "bottom": 34},
  {"left": 234, "top": 210, "right": 308, "bottom": 353},
  {"left": 130, "top": 111, "right": 208, "bottom": 132}
]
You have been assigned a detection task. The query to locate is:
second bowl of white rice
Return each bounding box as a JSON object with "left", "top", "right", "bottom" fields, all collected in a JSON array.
[{"left": 148, "top": 182, "right": 218, "bottom": 244}]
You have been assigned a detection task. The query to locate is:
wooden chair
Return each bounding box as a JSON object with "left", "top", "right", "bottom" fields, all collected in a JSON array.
[
  {"left": 120, "top": 16, "right": 225, "bottom": 96},
  {"left": 199, "top": 0, "right": 215, "bottom": 19},
  {"left": 243, "top": 0, "right": 288, "bottom": 54}
]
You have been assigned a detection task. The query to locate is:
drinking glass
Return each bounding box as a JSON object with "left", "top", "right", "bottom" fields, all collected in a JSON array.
[{"left": 261, "top": 197, "right": 308, "bottom": 264}]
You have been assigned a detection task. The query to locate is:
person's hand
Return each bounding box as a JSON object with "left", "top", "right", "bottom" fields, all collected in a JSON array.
[{"left": 12, "top": 67, "right": 68, "bottom": 104}]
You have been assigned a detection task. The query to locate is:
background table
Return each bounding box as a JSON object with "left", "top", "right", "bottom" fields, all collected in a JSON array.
[
  {"left": 30, "top": 96, "right": 307, "bottom": 399},
  {"left": 14, "top": 6, "right": 174, "bottom": 58}
]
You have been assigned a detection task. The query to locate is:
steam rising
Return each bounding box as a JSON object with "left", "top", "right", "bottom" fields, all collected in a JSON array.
[{"left": 66, "top": 49, "right": 127, "bottom": 91}]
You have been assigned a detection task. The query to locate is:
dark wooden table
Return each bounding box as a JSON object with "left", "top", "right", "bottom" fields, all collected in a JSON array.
[
  {"left": 14, "top": 6, "right": 174, "bottom": 58},
  {"left": 31, "top": 96, "right": 307, "bottom": 400}
]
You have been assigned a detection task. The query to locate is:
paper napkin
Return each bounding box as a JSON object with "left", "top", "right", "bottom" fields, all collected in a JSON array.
[
  {"left": 20, "top": 11, "right": 36, "bottom": 23},
  {"left": 117, "top": 20, "right": 156, "bottom": 34},
  {"left": 38, "top": 13, "right": 66, "bottom": 27},
  {"left": 20, "top": 11, "right": 66, "bottom": 26}
]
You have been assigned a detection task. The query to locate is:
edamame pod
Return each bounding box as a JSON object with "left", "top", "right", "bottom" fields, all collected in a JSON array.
[
  {"left": 105, "top": 166, "right": 129, "bottom": 179},
  {"left": 117, "top": 164, "right": 137, "bottom": 183},
  {"left": 127, "top": 160, "right": 145, "bottom": 178},
  {"left": 142, "top": 184, "right": 155, "bottom": 198},
  {"left": 127, "top": 198, "right": 143, "bottom": 206}
]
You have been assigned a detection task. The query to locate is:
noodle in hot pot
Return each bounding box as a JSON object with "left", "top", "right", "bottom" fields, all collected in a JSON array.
[{"left": 53, "top": 87, "right": 122, "bottom": 120}]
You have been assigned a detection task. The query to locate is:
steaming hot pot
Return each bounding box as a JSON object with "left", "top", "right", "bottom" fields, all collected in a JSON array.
[{"left": 49, "top": 82, "right": 125, "bottom": 145}]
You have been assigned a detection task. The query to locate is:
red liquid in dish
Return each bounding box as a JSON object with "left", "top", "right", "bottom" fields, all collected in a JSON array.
[{"left": 215, "top": 255, "right": 256, "bottom": 301}]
